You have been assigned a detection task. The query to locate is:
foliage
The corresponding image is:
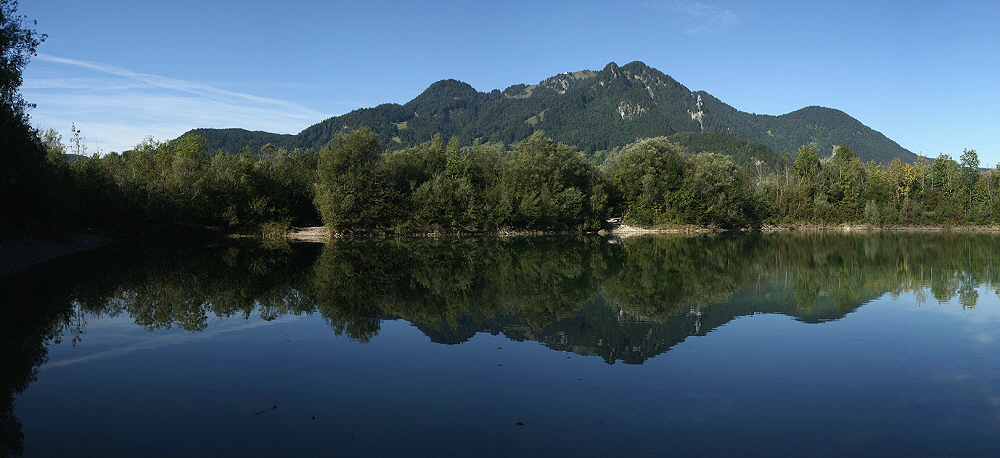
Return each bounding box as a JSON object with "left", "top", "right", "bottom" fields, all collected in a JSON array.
[
  {"left": 22, "top": 118, "right": 1000, "bottom": 235},
  {"left": 314, "top": 127, "right": 384, "bottom": 232},
  {"left": 0, "top": 0, "right": 43, "bottom": 120},
  {"left": 499, "top": 132, "right": 605, "bottom": 230},
  {"left": 0, "top": 0, "right": 54, "bottom": 234},
  {"left": 602, "top": 137, "right": 762, "bottom": 228},
  {"left": 314, "top": 129, "right": 606, "bottom": 233},
  {"left": 55, "top": 136, "right": 319, "bottom": 231}
]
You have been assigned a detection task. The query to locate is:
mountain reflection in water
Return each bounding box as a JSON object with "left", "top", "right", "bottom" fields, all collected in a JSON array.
[{"left": 2, "top": 232, "right": 1000, "bottom": 456}]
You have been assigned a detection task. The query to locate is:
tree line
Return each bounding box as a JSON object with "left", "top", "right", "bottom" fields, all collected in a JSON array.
[
  {"left": 6, "top": 121, "right": 1000, "bottom": 236},
  {"left": 8, "top": 131, "right": 315, "bottom": 234},
  {"left": 311, "top": 127, "right": 1000, "bottom": 232},
  {"left": 759, "top": 143, "right": 997, "bottom": 226}
]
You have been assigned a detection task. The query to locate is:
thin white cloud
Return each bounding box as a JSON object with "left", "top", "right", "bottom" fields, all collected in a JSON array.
[
  {"left": 22, "top": 77, "right": 147, "bottom": 91},
  {"left": 35, "top": 53, "right": 328, "bottom": 117},
  {"left": 830, "top": 66, "right": 851, "bottom": 80},
  {"left": 23, "top": 54, "right": 330, "bottom": 153},
  {"left": 650, "top": 0, "right": 739, "bottom": 33}
]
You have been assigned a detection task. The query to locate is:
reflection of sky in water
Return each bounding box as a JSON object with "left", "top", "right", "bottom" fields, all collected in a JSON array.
[
  {"left": 17, "top": 287, "right": 1000, "bottom": 456},
  {"left": 41, "top": 311, "right": 306, "bottom": 371},
  {"left": 900, "top": 287, "right": 1000, "bottom": 420},
  {"left": 916, "top": 286, "right": 1000, "bottom": 344}
]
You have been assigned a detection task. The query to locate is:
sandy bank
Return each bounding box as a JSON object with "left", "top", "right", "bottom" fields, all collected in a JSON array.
[{"left": 286, "top": 226, "right": 331, "bottom": 242}]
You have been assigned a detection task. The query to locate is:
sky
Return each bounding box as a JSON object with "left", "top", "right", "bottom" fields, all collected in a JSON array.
[{"left": 16, "top": 0, "right": 1000, "bottom": 165}]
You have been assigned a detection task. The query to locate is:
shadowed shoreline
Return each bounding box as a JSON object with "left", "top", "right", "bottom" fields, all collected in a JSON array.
[{"left": 0, "top": 233, "right": 111, "bottom": 278}]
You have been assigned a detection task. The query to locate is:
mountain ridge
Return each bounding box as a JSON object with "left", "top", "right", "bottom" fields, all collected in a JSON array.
[{"left": 183, "top": 60, "right": 916, "bottom": 164}]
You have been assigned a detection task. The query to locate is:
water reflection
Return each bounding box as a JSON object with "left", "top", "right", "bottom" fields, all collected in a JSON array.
[
  {"left": 8, "top": 233, "right": 1000, "bottom": 357},
  {"left": 307, "top": 233, "right": 1000, "bottom": 357},
  {"left": 3, "top": 232, "right": 1000, "bottom": 455}
]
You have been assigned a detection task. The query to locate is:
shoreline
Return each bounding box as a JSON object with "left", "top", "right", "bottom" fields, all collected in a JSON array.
[
  {"left": 0, "top": 233, "right": 113, "bottom": 278},
  {"left": 761, "top": 224, "right": 1000, "bottom": 233},
  {"left": 5, "top": 223, "right": 1000, "bottom": 277},
  {"left": 288, "top": 223, "right": 1000, "bottom": 241},
  {"left": 602, "top": 222, "right": 1000, "bottom": 238},
  {"left": 286, "top": 225, "right": 332, "bottom": 242}
]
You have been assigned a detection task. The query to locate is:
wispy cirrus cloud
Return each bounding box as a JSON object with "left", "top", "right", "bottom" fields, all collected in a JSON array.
[
  {"left": 649, "top": 1, "right": 739, "bottom": 33},
  {"left": 22, "top": 54, "right": 329, "bottom": 153}
]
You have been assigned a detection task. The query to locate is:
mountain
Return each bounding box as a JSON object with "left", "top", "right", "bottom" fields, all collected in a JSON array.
[
  {"left": 182, "top": 61, "right": 916, "bottom": 164},
  {"left": 402, "top": 287, "right": 866, "bottom": 365}
]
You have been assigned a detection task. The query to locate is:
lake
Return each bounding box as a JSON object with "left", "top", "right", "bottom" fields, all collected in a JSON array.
[{"left": 3, "top": 232, "right": 1000, "bottom": 457}]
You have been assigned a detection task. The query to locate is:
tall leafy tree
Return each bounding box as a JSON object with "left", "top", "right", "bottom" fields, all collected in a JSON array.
[
  {"left": 793, "top": 144, "right": 821, "bottom": 180},
  {"left": 601, "top": 136, "right": 688, "bottom": 225},
  {"left": 0, "top": 0, "right": 42, "bottom": 118},
  {"left": 1, "top": 0, "right": 50, "bottom": 232},
  {"left": 960, "top": 148, "right": 980, "bottom": 211},
  {"left": 501, "top": 131, "right": 603, "bottom": 230},
  {"left": 314, "top": 127, "right": 384, "bottom": 232}
]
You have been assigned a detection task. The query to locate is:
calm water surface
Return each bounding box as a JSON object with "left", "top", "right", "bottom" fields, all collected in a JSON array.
[{"left": 2, "top": 233, "right": 1000, "bottom": 457}]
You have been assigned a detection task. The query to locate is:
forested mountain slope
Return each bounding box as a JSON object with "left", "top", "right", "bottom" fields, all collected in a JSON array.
[{"left": 182, "top": 61, "right": 915, "bottom": 164}]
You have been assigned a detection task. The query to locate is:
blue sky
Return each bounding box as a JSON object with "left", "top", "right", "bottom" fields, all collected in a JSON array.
[{"left": 17, "top": 0, "right": 1000, "bottom": 165}]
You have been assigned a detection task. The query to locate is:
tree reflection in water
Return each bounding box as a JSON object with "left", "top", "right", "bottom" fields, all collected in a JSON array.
[{"left": 3, "top": 232, "right": 1000, "bottom": 455}]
